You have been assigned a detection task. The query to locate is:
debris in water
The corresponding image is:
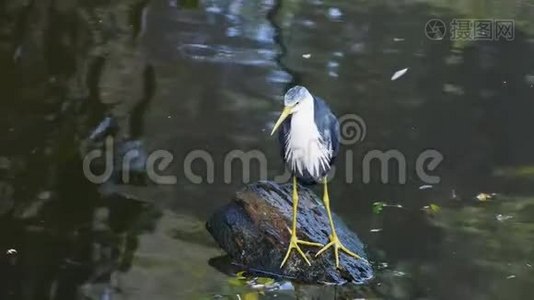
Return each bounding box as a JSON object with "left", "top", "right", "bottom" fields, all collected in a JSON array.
[
  {"left": 419, "top": 185, "right": 433, "bottom": 190},
  {"left": 496, "top": 214, "right": 513, "bottom": 222},
  {"left": 37, "top": 191, "right": 52, "bottom": 200},
  {"left": 373, "top": 202, "right": 404, "bottom": 215},
  {"left": 302, "top": 53, "right": 311, "bottom": 59},
  {"left": 372, "top": 202, "right": 386, "bottom": 215},
  {"left": 377, "top": 262, "right": 389, "bottom": 269},
  {"left": 370, "top": 228, "right": 383, "bottom": 233},
  {"left": 392, "top": 270, "right": 406, "bottom": 277},
  {"left": 476, "top": 193, "right": 495, "bottom": 202},
  {"left": 506, "top": 275, "right": 516, "bottom": 279},
  {"left": 391, "top": 68, "right": 408, "bottom": 80},
  {"left": 443, "top": 83, "right": 465, "bottom": 95},
  {"left": 6, "top": 249, "right": 17, "bottom": 255},
  {"left": 249, "top": 277, "right": 275, "bottom": 289},
  {"left": 236, "top": 271, "right": 247, "bottom": 280},
  {"left": 333, "top": 51, "right": 343, "bottom": 57},
  {"left": 230, "top": 270, "right": 291, "bottom": 292},
  {"left": 422, "top": 204, "right": 441, "bottom": 215},
  {"left": 88, "top": 117, "right": 118, "bottom": 141},
  {"left": 327, "top": 8, "right": 343, "bottom": 21}
]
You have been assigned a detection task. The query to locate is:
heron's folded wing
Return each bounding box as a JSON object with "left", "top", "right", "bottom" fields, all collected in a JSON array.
[{"left": 313, "top": 97, "right": 340, "bottom": 163}]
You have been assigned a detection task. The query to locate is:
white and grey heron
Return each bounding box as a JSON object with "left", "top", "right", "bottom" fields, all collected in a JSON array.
[{"left": 271, "top": 85, "right": 362, "bottom": 268}]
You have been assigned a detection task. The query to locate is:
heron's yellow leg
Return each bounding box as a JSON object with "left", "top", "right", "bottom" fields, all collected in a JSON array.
[
  {"left": 315, "top": 178, "right": 364, "bottom": 268},
  {"left": 280, "top": 176, "right": 323, "bottom": 268}
]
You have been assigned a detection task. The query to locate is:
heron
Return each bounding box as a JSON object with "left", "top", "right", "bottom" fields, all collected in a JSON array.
[{"left": 270, "top": 85, "right": 362, "bottom": 268}]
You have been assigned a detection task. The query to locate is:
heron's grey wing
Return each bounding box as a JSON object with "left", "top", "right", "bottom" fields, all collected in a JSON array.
[{"left": 314, "top": 97, "right": 340, "bottom": 164}]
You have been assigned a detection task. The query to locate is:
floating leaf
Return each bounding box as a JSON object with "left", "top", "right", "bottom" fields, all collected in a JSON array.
[
  {"left": 236, "top": 271, "right": 247, "bottom": 279},
  {"left": 476, "top": 193, "right": 493, "bottom": 202},
  {"left": 255, "top": 277, "right": 275, "bottom": 285},
  {"left": 373, "top": 202, "right": 386, "bottom": 214},
  {"left": 228, "top": 271, "right": 248, "bottom": 286},
  {"left": 422, "top": 204, "right": 440, "bottom": 216},
  {"left": 242, "top": 292, "right": 259, "bottom": 300},
  {"left": 228, "top": 277, "right": 245, "bottom": 287},
  {"left": 391, "top": 68, "right": 409, "bottom": 80},
  {"left": 430, "top": 204, "right": 441, "bottom": 213},
  {"left": 496, "top": 214, "right": 513, "bottom": 222},
  {"left": 392, "top": 270, "right": 407, "bottom": 277}
]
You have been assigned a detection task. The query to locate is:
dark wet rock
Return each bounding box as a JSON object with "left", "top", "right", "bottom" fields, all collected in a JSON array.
[{"left": 206, "top": 181, "right": 374, "bottom": 285}]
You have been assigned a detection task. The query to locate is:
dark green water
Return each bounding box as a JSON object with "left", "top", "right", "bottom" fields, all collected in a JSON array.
[{"left": 1, "top": 0, "right": 534, "bottom": 299}]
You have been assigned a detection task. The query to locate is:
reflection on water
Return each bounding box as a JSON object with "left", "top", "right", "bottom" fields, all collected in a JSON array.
[{"left": 1, "top": 0, "right": 534, "bottom": 298}]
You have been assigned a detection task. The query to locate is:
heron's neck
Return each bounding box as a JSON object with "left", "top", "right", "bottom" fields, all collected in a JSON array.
[
  {"left": 290, "top": 97, "right": 318, "bottom": 138},
  {"left": 292, "top": 96, "right": 315, "bottom": 122}
]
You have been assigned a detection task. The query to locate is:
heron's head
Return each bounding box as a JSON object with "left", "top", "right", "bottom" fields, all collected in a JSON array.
[{"left": 271, "top": 86, "right": 313, "bottom": 135}]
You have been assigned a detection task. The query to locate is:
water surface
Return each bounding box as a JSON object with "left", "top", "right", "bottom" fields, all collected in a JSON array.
[{"left": 1, "top": 0, "right": 534, "bottom": 299}]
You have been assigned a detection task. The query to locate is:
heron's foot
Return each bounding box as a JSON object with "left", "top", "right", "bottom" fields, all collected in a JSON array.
[
  {"left": 315, "top": 233, "right": 364, "bottom": 268},
  {"left": 280, "top": 234, "right": 323, "bottom": 268}
]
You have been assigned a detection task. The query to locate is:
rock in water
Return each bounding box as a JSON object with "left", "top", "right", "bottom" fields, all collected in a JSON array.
[{"left": 206, "top": 181, "right": 373, "bottom": 284}]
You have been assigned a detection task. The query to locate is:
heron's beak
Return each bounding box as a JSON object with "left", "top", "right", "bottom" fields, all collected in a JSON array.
[{"left": 270, "top": 106, "right": 292, "bottom": 135}]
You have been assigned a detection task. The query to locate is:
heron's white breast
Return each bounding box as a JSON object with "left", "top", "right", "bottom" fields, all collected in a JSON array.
[{"left": 284, "top": 108, "right": 332, "bottom": 179}]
